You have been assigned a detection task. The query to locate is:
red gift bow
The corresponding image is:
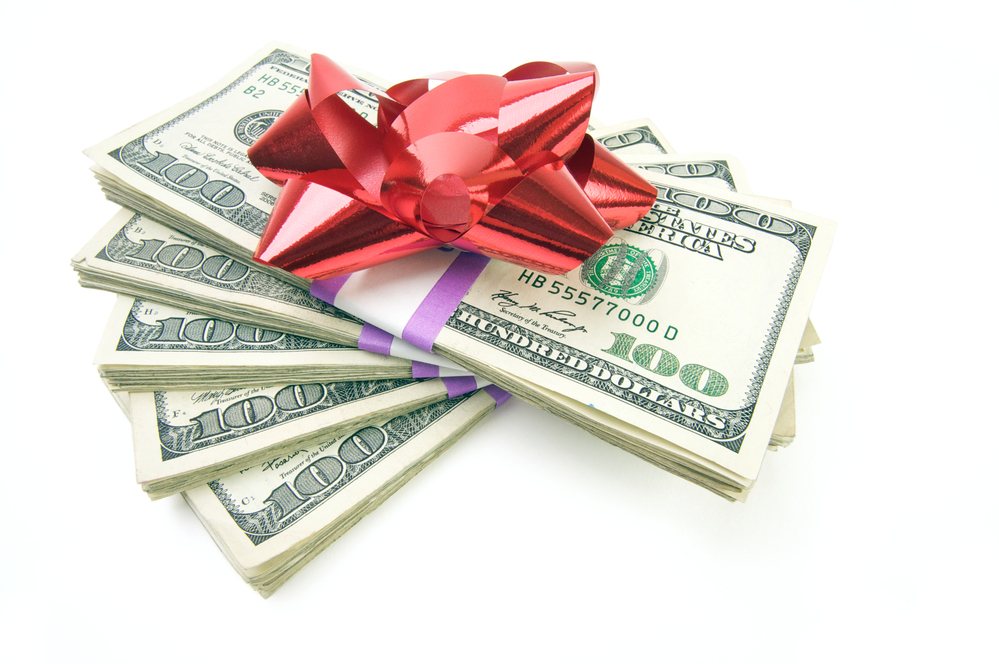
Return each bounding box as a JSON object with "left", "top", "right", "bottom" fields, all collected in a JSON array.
[{"left": 248, "top": 55, "right": 656, "bottom": 279}]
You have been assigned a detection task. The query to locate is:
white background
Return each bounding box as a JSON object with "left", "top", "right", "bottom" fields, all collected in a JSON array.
[{"left": 2, "top": 1, "right": 996, "bottom": 661}]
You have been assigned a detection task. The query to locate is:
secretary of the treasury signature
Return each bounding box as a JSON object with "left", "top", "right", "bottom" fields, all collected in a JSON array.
[{"left": 490, "top": 291, "right": 588, "bottom": 334}]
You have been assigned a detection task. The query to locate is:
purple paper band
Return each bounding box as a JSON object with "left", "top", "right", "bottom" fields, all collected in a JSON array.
[
  {"left": 402, "top": 252, "right": 490, "bottom": 352},
  {"left": 484, "top": 385, "right": 512, "bottom": 406},
  {"left": 442, "top": 375, "right": 479, "bottom": 398},
  {"left": 357, "top": 323, "right": 394, "bottom": 356},
  {"left": 411, "top": 361, "right": 440, "bottom": 378},
  {"left": 309, "top": 274, "right": 351, "bottom": 306}
]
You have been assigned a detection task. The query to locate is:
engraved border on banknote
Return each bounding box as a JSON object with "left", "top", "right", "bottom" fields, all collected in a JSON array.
[
  {"left": 153, "top": 378, "right": 421, "bottom": 461},
  {"left": 744, "top": 255, "right": 804, "bottom": 405},
  {"left": 116, "top": 300, "right": 347, "bottom": 353},
  {"left": 209, "top": 395, "right": 470, "bottom": 545},
  {"left": 94, "top": 213, "right": 345, "bottom": 316}
]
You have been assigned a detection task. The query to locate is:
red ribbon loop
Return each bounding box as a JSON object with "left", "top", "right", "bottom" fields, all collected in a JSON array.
[{"left": 248, "top": 54, "right": 656, "bottom": 280}]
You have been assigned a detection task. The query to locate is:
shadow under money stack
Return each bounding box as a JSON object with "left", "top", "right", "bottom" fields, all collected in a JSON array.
[{"left": 74, "top": 42, "right": 834, "bottom": 594}]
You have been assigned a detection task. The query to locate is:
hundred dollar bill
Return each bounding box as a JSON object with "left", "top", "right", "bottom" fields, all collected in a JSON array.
[
  {"left": 183, "top": 389, "right": 502, "bottom": 597},
  {"left": 86, "top": 42, "right": 387, "bottom": 273},
  {"left": 130, "top": 377, "right": 453, "bottom": 499},
  {"left": 96, "top": 296, "right": 413, "bottom": 391},
  {"left": 436, "top": 173, "right": 834, "bottom": 496},
  {"left": 317, "top": 173, "right": 834, "bottom": 498}
]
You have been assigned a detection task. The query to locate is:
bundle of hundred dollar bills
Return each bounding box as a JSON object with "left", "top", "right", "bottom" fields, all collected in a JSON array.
[{"left": 73, "top": 42, "right": 833, "bottom": 595}]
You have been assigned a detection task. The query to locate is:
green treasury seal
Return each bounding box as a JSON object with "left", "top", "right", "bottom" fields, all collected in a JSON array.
[{"left": 581, "top": 243, "right": 661, "bottom": 299}]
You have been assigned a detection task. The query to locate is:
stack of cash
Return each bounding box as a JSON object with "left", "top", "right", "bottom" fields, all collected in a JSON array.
[
  {"left": 74, "top": 42, "right": 832, "bottom": 593},
  {"left": 72, "top": 203, "right": 500, "bottom": 593},
  {"left": 75, "top": 210, "right": 366, "bottom": 345},
  {"left": 184, "top": 392, "right": 497, "bottom": 596},
  {"left": 96, "top": 296, "right": 413, "bottom": 391}
]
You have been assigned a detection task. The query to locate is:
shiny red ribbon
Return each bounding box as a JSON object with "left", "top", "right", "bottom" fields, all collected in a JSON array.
[{"left": 248, "top": 55, "right": 656, "bottom": 279}]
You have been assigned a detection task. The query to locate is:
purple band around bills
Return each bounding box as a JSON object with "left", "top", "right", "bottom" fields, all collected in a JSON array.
[
  {"left": 357, "top": 323, "right": 394, "bottom": 356},
  {"left": 484, "top": 385, "right": 512, "bottom": 406},
  {"left": 411, "top": 361, "right": 440, "bottom": 378},
  {"left": 402, "top": 252, "right": 490, "bottom": 352},
  {"left": 309, "top": 274, "right": 350, "bottom": 305},
  {"left": 442, "top": 375, "right": 479, "bottom": 398}
]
